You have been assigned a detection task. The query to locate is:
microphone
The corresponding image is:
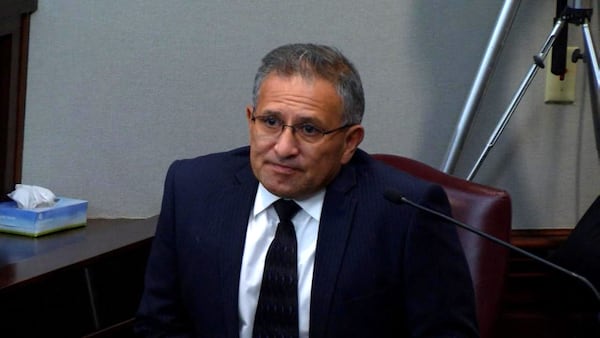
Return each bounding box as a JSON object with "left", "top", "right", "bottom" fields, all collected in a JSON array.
[{"left": 383, "top": 188, "right": 600, "bottom": 305}]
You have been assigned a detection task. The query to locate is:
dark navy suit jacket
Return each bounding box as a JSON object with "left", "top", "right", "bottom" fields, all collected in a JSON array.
[{"left": 135, "top": 146, "right": 478, "bottom": 337}]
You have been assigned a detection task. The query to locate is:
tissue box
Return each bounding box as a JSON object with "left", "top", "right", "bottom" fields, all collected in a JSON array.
[{"left": 0, "top": 197, "right": 88, "bottom": 237}]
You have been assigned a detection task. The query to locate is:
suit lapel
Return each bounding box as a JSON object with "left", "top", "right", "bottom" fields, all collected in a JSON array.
[
  {"left": 211, "top": 150, "right": 365, "bottom": 337},
  {"left": 214, "top": 166, "right": 258, "bottom": 337},
  {"left": 309, "top": 164, "right": 358, "bottom": 338}
]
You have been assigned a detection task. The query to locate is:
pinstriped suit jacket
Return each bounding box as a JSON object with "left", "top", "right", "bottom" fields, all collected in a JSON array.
[{"left": 135, "top": 146, "right": 478, "bottom": 337}]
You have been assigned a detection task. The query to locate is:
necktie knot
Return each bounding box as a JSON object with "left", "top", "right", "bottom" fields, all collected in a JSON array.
[{"left": 274, "top": 199, "right": 301, "bottom": 222}]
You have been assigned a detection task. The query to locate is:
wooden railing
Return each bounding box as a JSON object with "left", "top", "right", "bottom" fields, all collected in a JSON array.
[{"left": 495, "top": 229, "right": 599, "bottom": 338}]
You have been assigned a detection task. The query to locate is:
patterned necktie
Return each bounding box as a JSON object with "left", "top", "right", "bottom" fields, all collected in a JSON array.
[{"left": 253, "top": 199, "right": 301, "bottom": 338}]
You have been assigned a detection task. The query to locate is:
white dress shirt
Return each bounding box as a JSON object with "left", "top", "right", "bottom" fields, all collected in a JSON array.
[{"left": 238, "top": 183, "right": 323, "bottom": 338}]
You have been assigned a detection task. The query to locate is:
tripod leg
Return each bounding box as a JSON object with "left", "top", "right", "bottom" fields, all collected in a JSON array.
[
  {"left": 466, "top": 17, "right": 567, "bottom": 181},
  {"left": 441, "top": 0, "right": 521, "bottom": 174},
  {"left": 580, "top": 22, "right": 600, "bottom": 158}
]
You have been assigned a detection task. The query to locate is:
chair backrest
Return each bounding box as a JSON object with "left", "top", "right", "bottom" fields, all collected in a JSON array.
[{"left": 372, "top": 153, "right": 511, "bottom": 338}]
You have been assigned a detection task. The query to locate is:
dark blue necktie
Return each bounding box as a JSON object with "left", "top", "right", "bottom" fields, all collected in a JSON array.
[{"left": 253, "top": 199, "right": 301, "bottom": 338}]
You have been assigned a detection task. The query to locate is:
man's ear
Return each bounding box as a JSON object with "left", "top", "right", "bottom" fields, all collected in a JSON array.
[
  {"left": 341, "top": 125, "right": 364, "bottom": 164},
  {"left": 245, "top": 105, "right": 254, "bottom": 121}
]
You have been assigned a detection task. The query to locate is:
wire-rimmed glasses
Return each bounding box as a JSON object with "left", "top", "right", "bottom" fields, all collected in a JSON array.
[{"left": 251, "top": 113, "right": 353, "bottom": 144}]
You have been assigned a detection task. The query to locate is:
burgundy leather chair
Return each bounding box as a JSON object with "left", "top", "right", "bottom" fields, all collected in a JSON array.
[{"left": 372, "top": 153, "right": 511, "bottom": 338}]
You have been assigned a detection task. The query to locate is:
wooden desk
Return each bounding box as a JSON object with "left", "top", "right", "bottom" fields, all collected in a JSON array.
[{"left": 0, "top": 217, "right": 157, "bottom": 337}]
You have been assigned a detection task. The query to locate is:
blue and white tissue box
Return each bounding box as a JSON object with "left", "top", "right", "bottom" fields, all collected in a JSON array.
[{"left": 0, "top": 197, "right": 88, "bottom": 237}]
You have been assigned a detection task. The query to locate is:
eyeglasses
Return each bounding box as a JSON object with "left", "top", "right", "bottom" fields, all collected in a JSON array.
[{"left": 251, "top": 113, "right": 353, "bottom": 144}]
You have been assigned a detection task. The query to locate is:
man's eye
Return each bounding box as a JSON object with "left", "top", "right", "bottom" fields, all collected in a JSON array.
[
  {"left": 263, "top": 117, "right": 281, "bottom": 128},
  {"left": 299, "top": 124, "right": 321, "bottom": 136}
]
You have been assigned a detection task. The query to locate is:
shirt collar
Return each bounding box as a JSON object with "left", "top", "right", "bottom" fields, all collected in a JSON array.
[{"left": 254, "top": 183, "right": 325, "bottom": 221}]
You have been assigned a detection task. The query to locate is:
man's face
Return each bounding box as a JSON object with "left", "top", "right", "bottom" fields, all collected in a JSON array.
[{"left": 246, "top": 73, "right": 364, "bottom": 200}]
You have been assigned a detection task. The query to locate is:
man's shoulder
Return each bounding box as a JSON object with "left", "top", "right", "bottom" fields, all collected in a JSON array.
[
  {"left": 351, "top": 150, "right": 421, "bottom": 181},
  {"left": 352, "top": 150, "right": 440, "bottom": 196},
  {"left": 174, "top": 146, "right": 249, "bottom": 167},
  {"left": 165, "top": 146, "right": 251, "bottom": 183}
]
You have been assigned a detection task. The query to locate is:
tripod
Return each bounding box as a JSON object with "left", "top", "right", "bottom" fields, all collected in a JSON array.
[{"left": 442, "top": 0, "right": 600, "bottom": 181}]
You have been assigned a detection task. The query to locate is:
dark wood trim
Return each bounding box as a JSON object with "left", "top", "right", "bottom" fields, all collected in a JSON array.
[
  {"left": 0, "top": 0, "right": 37, "bottom": 200},
  {"left": 13, "top": 12, "right": 31, "bottom": 190},
  {"left": 510, "top": 228, "right": 571, "bottom": 248},
  {"left": 0, "top": 0, "right": 38, "bottom": 19}
]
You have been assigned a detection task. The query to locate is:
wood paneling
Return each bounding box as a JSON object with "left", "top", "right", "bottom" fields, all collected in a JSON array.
[{"left": 496, "top": 229, "right": 599, "bottom": 338}]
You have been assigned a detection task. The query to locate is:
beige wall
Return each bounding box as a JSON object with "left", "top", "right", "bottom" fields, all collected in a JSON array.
[{"left": 22, "top": 1, "right": 600, "bottom": 229}]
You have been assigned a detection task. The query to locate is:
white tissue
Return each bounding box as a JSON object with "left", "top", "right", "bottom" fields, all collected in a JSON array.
[{"left": 7, "top": 184, "right": 58, "bottom": 209}]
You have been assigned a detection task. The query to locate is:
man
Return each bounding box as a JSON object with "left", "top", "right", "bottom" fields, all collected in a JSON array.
[{"left": 135, "top": 43, "right": 478, "bottom": 337}]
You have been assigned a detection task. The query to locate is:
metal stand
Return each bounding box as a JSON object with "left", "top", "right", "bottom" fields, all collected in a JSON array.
[
  {"left": 578, "top": 16, "right": 600, "bottom": 158},
  {"left": 443, "top": 1, "right": 600, "bottom": 181},
  {"left": 441, "top": 0, "right": 521, "bottom": 174},
  {"left": 466, "top": 15, "right": 567, "bottom": 181}
]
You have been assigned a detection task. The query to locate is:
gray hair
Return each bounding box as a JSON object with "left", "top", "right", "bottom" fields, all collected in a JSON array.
[{"left": 252, "top": 43, "right": 365, "bottom": 124}]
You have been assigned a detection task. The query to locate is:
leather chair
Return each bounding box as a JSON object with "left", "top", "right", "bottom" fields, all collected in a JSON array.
[{"left": 372, "top": 153, "right": 511, "bottom": 338}]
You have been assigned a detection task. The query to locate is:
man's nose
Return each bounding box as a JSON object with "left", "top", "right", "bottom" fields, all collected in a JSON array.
[{"left": 274, "top": 126, "right": 300, "bottom": 155}]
